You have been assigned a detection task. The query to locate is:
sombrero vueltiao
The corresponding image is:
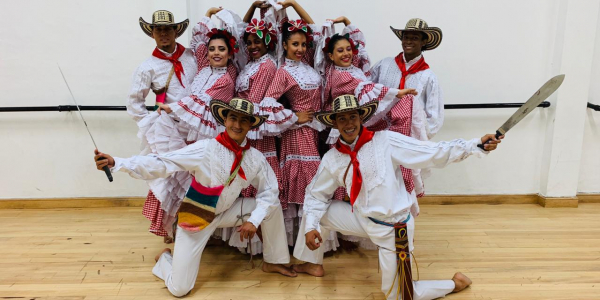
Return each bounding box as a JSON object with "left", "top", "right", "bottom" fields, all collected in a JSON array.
[
  {"left": 390, "top": 18, "right": 442, "bottom": 51},
  {"left": 210, "top": 98, "right": 267, "bottom": 130},
  {"left": 139, "top": 10, "right": 189, "bottom": 39},
  {"left": 316, "top": 95, "right": 379, "bottom": 127}
]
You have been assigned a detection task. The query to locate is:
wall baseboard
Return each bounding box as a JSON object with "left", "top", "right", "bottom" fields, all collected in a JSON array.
[
  {"left": 1, "top": 194, "right": 598, "bottom": 209},
  {"left": 0, "top": 197, "right": 145, "bottom": 209}
]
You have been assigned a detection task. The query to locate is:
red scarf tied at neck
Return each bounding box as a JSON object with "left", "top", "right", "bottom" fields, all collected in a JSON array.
[
  {"left": 394, "top": 52, "right": 429, "bottom": 89},
  {"left": 152, "top": 43, "right": 186, "bottom": 88},
  {"left": 334, "top": 128, "right": 375, "bottom": 206},
  {"left": 215, "top": 131, "right": 250, "bottom": 184}
]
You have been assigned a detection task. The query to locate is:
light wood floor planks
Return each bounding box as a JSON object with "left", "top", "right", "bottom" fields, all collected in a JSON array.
[{"left": 0, "top": 204, "right": 599, "bottom": 299}]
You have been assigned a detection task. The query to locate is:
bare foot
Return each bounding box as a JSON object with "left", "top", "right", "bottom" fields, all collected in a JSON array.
[
  {"left": 452, "top": 272, "right": 472, "bottom": 293},
  {"left": 292, "top": 262, "right": 324, "bottom": 277},
  {"left": 163, "top": 236, "right": 173, "bottom": 244},
  {"left": 262, "top": 262, "right": 297, "bottom": 277},
  {"left": 155, "top": 248, "right": 171, "bottom": 262}
]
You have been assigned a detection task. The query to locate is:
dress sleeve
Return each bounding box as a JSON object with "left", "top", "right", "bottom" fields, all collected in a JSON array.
[
  {"left": 386, "top": 131, "right": 486, "bottom": 170},
  {"left": 258, "top": 68, "right": 299, "bottom": 136},
  {"left": 126, "top": 65, "right": 152, "bottom": 123},
  {"left": 247, "top": 154, "right": 281, "bottom": 227},
  {"left": 112, "top": 140, "right": 208, "bottom": 180},
  {"left": 302, "top": 157, "right": 340, "bottom": 233},
  {"left": 191, "top": 17, "right": 213, "bottom": 70},
  {"left": 169, "top": 74, "right": 235, "bottom": 140}
]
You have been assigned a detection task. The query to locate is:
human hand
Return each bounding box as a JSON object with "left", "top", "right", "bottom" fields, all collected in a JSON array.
[
  {"left": 206, "top": 7, "right": 223, "bottom": 17},
  {"left": 277, "top": 0, "right": 296, "bottom": 9},
  {"left": 156, "top": 103, "right": 172, "bottom": 115},
  {"left": 238, "top": 221, "right": 257, "bottom": 242},
  {"left": 94, "top": 149, "right": 115, "bottom": 170},
  {"left": 398, "top": 88, "right": 418, "bottom": 98},
  {"left": 295, "top": 110, "right": 314, "bottom": 125},
  {"left": 305, "top": 230, "right": 323, "bottom": 250},
  {"left": 479, "top": 134, "right": 504, "bottom": 151}
]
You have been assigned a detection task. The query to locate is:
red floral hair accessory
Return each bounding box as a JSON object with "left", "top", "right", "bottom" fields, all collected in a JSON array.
[
  {"left": 207, "top": 28, "right": 239, "bottom": 55},
  {"left": 322, "top": 33, "right": 359, "bottom": 55},
  {"left": 287, "top": 19, "right": 313, "bottom": 45},
  {"left": 245, "top": 18, "right": 277, "bottom": 48}
]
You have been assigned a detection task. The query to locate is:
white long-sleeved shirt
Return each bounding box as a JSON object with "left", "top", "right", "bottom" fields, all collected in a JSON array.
[
  {"left": 303, "top": 130, "right": 486, "bottom": 233},
  {"left": 126, "top": 47, "right": 197, "bottom": 123},
  {"left": 112, "top": 138, "right": 280, "bottom": 227},
  {"left": 370, "top": 54, "right": 444, "bottom": 139}
]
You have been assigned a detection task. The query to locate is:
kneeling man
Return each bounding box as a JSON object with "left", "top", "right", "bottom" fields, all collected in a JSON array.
[
  {"left": 293, "top": 94, "right": 502, "bottom": 300},
  {"left": 95, "top": 98, "right": 296, "bottom": 297}
]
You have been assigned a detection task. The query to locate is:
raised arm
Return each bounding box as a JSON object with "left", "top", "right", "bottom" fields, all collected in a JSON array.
[
  {"left": 278, "top": 0, "right": 314, "bottom": 24},
  {"left": 244, "top": 1, "right": 271, "bottom": 22}
]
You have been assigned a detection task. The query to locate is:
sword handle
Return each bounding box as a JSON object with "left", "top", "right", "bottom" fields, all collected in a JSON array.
[
  {"left": 96, "top": 157, "right": 114, "bottom": 182},
  {"left": 477, "top": 130, "right": 503, "bottom": 150}
]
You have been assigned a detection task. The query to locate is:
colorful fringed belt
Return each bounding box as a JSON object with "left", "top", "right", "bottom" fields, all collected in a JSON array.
[{"left": 369, "top": 215, "right": 413, "bottom": 300}]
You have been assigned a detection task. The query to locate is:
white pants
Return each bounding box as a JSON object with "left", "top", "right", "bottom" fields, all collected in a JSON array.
[
  {"left": 153, "top": 197, "right": 290, "bottom": 297},
  {"left": 294, "top": 201, "right": 454, "bottom": 300}
]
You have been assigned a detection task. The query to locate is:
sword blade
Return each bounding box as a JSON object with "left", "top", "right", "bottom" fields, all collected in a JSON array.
[
  {"left": 57, "top": 65, "right": 99, "bottom": 149},
  {"left": 497, "top": 74, "right": 565, "bottom": 135}
]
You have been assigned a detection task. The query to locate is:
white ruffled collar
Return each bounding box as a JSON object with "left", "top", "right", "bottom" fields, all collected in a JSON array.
[
  {"left": 212, "top": 66, "right": 228, "bottom": 74},
  {"left": 284, "top": 57, "right": 302, "bottom": 66},
  {"left": 334, "top": 65, "right": 354, "bottom": 72},
  {"left": 251, "top": 54, "right": 270, "bottom": 63}
]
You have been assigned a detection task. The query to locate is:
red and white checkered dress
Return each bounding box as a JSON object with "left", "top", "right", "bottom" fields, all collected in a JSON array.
[
  {"left": 263, "top": 58, "right": 324, "bottom": 206},
  {"left": 235, "top": 54, "right": 287, "bottom": 205}
]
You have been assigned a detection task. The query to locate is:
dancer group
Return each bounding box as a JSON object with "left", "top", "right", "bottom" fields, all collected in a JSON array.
[{"left": 98, "top": 1, "right": 503, "bottom": 299}]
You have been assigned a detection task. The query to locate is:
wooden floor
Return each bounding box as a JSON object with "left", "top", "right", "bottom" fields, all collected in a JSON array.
[{"left": 1, "top": 204, "right": 599, "bottom": 300}]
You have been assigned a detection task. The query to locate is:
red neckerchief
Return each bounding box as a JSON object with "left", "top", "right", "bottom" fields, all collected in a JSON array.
[
  {"left": 394, "top": 52, "right": 429, "bottom": 89},
  {"left": 152, "top": 43, "right": 186, "bottom": 87},
  {"left": 215, "top": 131, "right": 250, "bottom": 184},
  {"left": 334, "top": 127, "right": 375, "bottom": 206}
]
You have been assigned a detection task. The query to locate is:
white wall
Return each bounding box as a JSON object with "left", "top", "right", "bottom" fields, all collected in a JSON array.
[{"left": 0, "top": 0, "right": 598, "bottom": 199}]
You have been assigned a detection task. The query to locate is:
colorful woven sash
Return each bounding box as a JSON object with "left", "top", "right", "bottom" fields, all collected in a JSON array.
[
  {"left": 177, "top": 151, "right": 246, "bottom": 232},
  {"left": 370, "top": 216, "right": 414, "bottom": 300}
]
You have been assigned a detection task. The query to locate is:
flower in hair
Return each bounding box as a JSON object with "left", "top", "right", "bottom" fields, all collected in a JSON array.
[
  {"left": 207, "top": 28, "right": 239, "bottom": 54},
  {"left": 322, "top": 33, "right": 359, "bottom": 55}
]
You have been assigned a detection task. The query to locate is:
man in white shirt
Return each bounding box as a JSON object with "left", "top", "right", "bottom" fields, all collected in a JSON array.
[
  {"left": 370, "top": 18, "right": 444, "bottom": 209},
  {"left": 95, "top": 99, "right": 297, "bottom": 297},
  {"left": 128, "top": 10, "right": 198, "bottom": 241},
  {"left": 293, "top": 95, "right": 502, "bottom": 300}
]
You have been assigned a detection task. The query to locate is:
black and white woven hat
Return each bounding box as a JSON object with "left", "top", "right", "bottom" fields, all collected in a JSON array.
[
  {"left": 316, "top": 95, "right": 379, "bottom": 127},
  {"left": 390, "top": 18, "right": 442, "bottom": 51},
  {"left": 139, "top": 10, "right": 189, "bottom": 39},
  {"left": 210, "top": 98, "right": 267, "bottom": 130}
]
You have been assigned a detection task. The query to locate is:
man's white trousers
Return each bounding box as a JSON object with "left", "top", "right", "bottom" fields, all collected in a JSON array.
[
  {"left": 153, "top": 197, "right": 289, "bottom": 297},
  {"left": 294, "top": 201, "right": 454, "bottom": 300}
]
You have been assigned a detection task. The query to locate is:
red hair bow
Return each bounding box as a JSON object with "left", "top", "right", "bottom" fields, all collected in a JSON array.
[{"left": 287, "top": 19, "right": 313, "bottom": 45}]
